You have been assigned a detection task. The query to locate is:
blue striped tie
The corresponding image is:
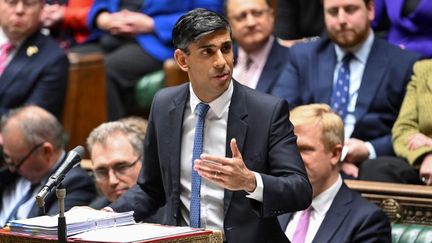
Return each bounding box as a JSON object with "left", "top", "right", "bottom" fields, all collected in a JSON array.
[
  {"left": 190, "top": 102, "right": 210, "bottom": 228},
  {"left": 330, "top": 53, "right": 353, "bottom": 120}
]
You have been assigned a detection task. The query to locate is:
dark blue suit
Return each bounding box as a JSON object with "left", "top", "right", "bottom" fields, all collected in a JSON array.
[
  {"left": 278, "top": 183, "right": 392, "bottom": 243},
  {"left": 0, "top": 31, "right": 69, "bottom": 118},
  {"left": 234, "top": 38, "right": 289, "bottom": 94},
  {"left": 0, "top": 164, "right": 97, "bottom": 218},
  {"left": 272, "top": 36, "right": 421, "bottom": 156},
  {"left": 110, "top": 80, "right": 312, "bottom": 243}
]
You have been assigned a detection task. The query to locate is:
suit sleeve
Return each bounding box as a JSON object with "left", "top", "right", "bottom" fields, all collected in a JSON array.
[
  {"left": 351, "top": 208, "right": 392, "bottom": 243},
  {"left": 392, "top": 60, "right": 432, "bottom": 165},
  {"left": 257, "top": 99, "right": 312, "bottom": 217},
  {"left": 271, "top": 49, "right": 303, "bottom": 109}
]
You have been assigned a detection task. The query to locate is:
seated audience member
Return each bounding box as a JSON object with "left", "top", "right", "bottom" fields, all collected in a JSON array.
[
  {"left": 272, "top": 0, "right": 421, "bottom": 181},
  {"left": 279, "top": 103, "right": 391, "bottom": 243},
  {"left": 372, "top": 0, "right": 432, "bottom": 58},
  {"left": 274, "top": 0, "right": 325, "bottom": 47},
  {"left": 106, "top": 9, "right": 312, "bottom": 243},
  {"left": 0, "top": 105, "right": 97, "bottom": 227},
  {"left": 390, "top": 59, "right": 432, "bottom": 185},
  {"left": 0, "top": 0, "right": 69, "bottom": 119},
  {"left": 79, "top": 0, "right": 223, "bottom": 120},
  {"left": 226, "top": 0, "right": 289, "bottom": 93},
  {"left": 40, "top": 0, "right": 94, "bottom": 49},
  {"left": 86, "top": 117, "right": 163, "bottom": 223}
]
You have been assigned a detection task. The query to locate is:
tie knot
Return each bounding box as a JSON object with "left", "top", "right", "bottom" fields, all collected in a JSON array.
[
  {"left": 1, "top": 42, "right": 15, "bottom": 54},
  {"left": 245, "top": 56, "right": 253, "bottom": 70},
  {"left": 195, "top": 103, "right": 210, "bottom": 118},
  {"left": 342, "top": 53, "right": 354, "bottom": 63}
]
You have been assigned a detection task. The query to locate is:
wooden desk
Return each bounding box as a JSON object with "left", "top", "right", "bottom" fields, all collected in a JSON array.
[{"left": 0, "top": 228, "right": 223, "bottom": 243}]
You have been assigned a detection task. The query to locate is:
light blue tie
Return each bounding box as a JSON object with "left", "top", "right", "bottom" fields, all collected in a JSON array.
[
  {"left": 190, "top": 102, "right": 210, "bottom": 228},
  {"left": 330, "top": 53, "right": 353, "bottom": 120}
]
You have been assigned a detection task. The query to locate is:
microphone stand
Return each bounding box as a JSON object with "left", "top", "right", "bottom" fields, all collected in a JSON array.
[{"left": 56, "top": 183, "right": 67, "bottom": 243}]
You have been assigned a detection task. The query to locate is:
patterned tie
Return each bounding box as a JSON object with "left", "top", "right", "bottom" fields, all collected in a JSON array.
[
  {"left": 0, "top": 42, "right": 15, "bottom": 75},
  {"left": 330, "top": 53, "right": 353, "bottom": 120},
  {"left": 292, "top": 206, "right": 313, "bottom": 243},
  {"left": 190, "top": 102, "right": 210, "bottom": 228},
  {"left": 5, "top": 184, "right": 37, "bottom": 224}
]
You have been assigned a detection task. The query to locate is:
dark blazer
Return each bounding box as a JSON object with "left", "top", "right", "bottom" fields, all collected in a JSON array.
[
  {"left": 272, "top": 36, "right": 421, "bottom": 156},
  {"left": 110, "top": 80, "right": 312, "bottom": 243},
  {"left": 278, "top": 183, "right": 392, "bottom": 243},
  {"left": 0, "top": 164, "right": 97, "bottom": 218},
  {"left": 0, "top": 31, "right": 69, "bottom": 118},
  {"left": 234, "top": 38, "right": 289, "bottom": 94}
]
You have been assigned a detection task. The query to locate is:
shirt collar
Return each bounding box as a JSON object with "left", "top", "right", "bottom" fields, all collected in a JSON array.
[
  {"left": 189, "top": 80, "right": 233, "bottom": 118},
  {"left": 334, "top": 31, "right": 374, "bottom": 64},
  {"left": 311, "top": 174, "right": 343, "bottom": 216}
]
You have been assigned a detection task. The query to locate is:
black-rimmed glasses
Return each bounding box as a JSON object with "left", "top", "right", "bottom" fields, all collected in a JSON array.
[
  {"left": 93, "top": 155, "right": 142, "bottom": 181},
  {"left": 3, "top": 142, "right": 44, "bottom": 172}
]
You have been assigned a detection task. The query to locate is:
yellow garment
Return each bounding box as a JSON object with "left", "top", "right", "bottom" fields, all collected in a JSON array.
[{"left": 392, "top": 59, "right": 432, "bottom": 165}]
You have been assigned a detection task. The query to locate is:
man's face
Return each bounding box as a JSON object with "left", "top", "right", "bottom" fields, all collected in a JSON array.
[
  {"left": 295, "top": 124, "right": 339, "bottom": 197},
  {"left": 323, "top": 0, "right": 374, "bottom": 49},
  {"left": 177, "top": 29, "right": 234, "bottom": 103},
  {"left": 2, "top": 121, "right": 47, "bottom": 183},
  {"left": 91, "top": 133, "right": 142, "bottom": 202},
  {"left": 226, "top": 0, "right": 274, "bottom": 53},
  {"left": 0, "top": 0, "right": 43, "bottom": 41}
]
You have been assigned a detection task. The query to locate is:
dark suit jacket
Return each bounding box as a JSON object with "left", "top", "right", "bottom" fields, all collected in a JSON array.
[
  {"left": 0, "top": 162, "right": 97, "bottom": 218},
  {"left": 0, "top": 31, "right": 69, "bottom": 118},
  {"left": 272, "top": 36, "right": 421, "bottom": 156},
  {"left": 234, "top": 38, "right": 289, "bottom": 94},
  {"left": 110, "top": 80, "right": 312, "bottom": 243},
  {"left": 278, "top": 183, "right": 392, "bottom": 243}
]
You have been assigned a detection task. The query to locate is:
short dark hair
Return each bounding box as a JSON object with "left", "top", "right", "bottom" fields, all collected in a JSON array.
[{"left": 172, "top": 8, "right": 232, "bottom": 54}]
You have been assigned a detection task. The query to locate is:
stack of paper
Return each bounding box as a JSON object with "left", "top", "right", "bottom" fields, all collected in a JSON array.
[{"left": 8, "top": 207, "right": 135, "bottom": 237}]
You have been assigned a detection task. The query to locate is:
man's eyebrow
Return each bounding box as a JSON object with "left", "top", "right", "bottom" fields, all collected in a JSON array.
[{"left": 197, "top": 41, "right": 232, "bottom": 49}]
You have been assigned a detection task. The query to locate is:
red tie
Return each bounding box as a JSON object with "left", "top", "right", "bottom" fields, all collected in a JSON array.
[{"left": 0, "top": 42, "right": 15, "bottom": 75}]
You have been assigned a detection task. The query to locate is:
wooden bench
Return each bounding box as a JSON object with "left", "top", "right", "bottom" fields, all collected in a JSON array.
[{"left": 62, "top": 53, "right": 107, "bottom": 153}]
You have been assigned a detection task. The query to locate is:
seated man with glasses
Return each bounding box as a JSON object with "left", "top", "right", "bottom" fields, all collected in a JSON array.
[
  {"left": 86, "top": 118, "right": 164, "bottom": 223},
  {"left": 0, "top": 105, "right": 97, "bottom": 227}
]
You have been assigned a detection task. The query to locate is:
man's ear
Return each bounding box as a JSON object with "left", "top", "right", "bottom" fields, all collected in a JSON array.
[
  {"left": 174, "top": 49, "right": 189, "bottom": 72},
  {"left": 331, "top": 144, "right": 343, "bottom": 166}
]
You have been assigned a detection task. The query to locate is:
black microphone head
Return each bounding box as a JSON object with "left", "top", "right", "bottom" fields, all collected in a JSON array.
[{"left": 73, "top": 145, "right": 85, "bottom": 159}]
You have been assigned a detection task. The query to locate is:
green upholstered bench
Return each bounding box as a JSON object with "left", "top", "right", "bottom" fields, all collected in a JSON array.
[
  {"left": 392, "top": 223, "right": 432, "bottom": 243},
  {"left": 134, "top": 70, "right": 165, "bottom": 111}
]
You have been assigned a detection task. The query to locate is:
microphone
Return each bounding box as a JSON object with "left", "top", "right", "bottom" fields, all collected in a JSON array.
[{"left": 36, "top": 145, "right": 85, "bottom": 208}]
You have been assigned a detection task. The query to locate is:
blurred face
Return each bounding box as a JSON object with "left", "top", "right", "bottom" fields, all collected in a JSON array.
[
  {"left": 91, "top": 133, "right": 142, "bottom": 202},
  {"left": 0, "top": 0, "right": 43, "bottom": 41},
  {"left": 227, "top": 0, "right": 274, "bottom": 53},
  {"left": 175, "top": 29, "right": 234, "bottom": 103},
  {"left": 295, "top": 124, "right": 340, "bottom": 197},
  {"left": 2, "top": 121, "right": 49, "bottom": 183},
  {"left": 323, "top": 0, "right": 374, "bottom": 50}
]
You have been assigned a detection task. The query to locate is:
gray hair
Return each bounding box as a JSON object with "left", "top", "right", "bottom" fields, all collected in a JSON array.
[{"left": 0, "top": 105, "right": 65, "bottom": 149}]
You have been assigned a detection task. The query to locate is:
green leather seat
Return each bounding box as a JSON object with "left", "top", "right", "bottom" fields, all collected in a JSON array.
[
  {"left": 392, "top": 223, "right": 432, "bottom": 243},
  {"left": 134, "top": 70, "right": 165, "bottom": 111}
]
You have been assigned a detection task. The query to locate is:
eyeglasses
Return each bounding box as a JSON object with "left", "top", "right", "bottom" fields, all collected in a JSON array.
[
  {"left": 93, "top": 155, "right": 142, "bottom": 181},
  {"left": 3, "top": 142, "right": 44, "bottom": 172},
  {"left": 3, "top": 0, "right": 42, "bottom": 8},
  {"left": 229, "top": 8, "right": 272, "bottom": 22}
]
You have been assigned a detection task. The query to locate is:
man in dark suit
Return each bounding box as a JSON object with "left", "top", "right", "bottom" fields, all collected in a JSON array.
[
  {"left": 272, "top": 0, "right": 421, "bottom": 181},
  {"left": 226, "top": 0, "right": 289, "bottom": 94},
  {"left": 278, "top": 104, "right": 391, "bottom": 243},
  {"left": 0, "top": 105, "right": 96, "bottom": 227},
  {"left": 0, "top": 0, "right": 68, "bottom": 118},
  {"left": 108, "top": 8, "right": 312, "bottom": 243}
]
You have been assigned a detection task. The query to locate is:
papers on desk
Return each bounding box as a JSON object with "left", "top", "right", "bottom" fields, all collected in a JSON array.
[
  {"left": 70, "top": 223, "right": 206, "bottom": 242},
  {"left": 8, "top": 207, "right": 135, "bottom": 237}
]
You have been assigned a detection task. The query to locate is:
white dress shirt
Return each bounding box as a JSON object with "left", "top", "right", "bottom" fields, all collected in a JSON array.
[{"left": 285, "top": 175, "right": 343, "bottom": 243}]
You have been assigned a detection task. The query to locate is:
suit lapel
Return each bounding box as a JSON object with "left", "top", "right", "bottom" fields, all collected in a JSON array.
[
  {"left": 315, "top": 43, "right": 337, "bottom": 103},
  {"left": 354, "top": 39, "right": 388, "bottom": 121},
  {"left": 256, "top": 39, "right": 285, "bottom": 93},
  {"left": 278, "top": 213, "right": 293, "bottom": 231},
  {"left": 224, "top": 81, "right": 248, "bottom": 215},
  {"left": 168, "top": 85, "right": 189, "bottom": 198},
  {"left": 312, "top": 183, "right": 353, "bottom": 243},
  {"left": 0, "top": 34, "right": 40, "bottom": 94}
]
